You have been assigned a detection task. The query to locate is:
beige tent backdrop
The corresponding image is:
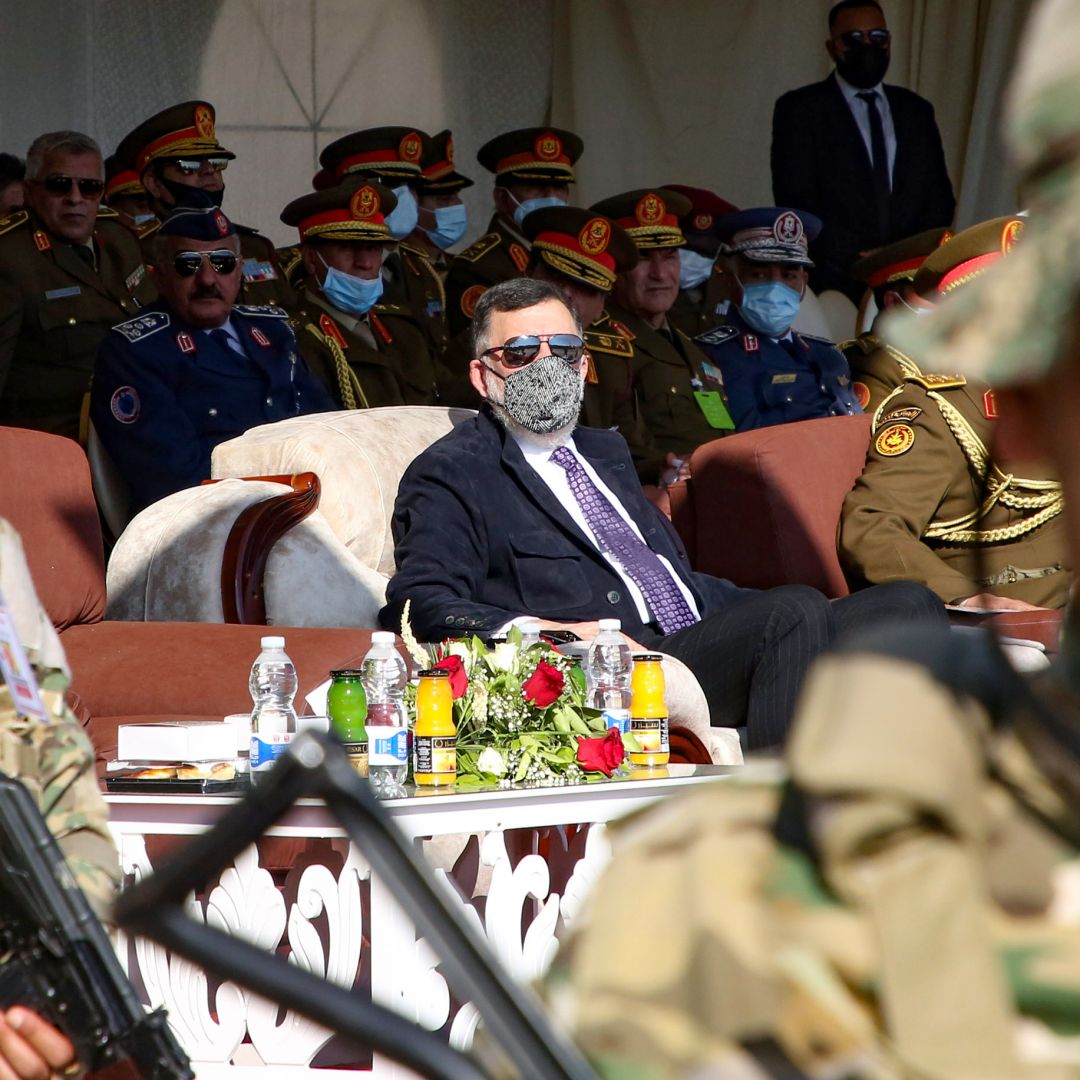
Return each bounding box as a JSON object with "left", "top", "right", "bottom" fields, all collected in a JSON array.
[{"left": 0, "top": 0, "right": 1034, "bottom": 248}]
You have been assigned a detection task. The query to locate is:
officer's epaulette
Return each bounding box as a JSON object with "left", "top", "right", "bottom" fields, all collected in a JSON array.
[
  {"left": 233, "top": 303, "right": 289, "bottom": 318},
  {"left": 134, "top": 218, "right": 161, "bottom": 240},
  {"left": 904, "top": 371, "right": 967, "bottom": 390},
  {"left": 694, "top": 324, "right": 738, "bottom": 348},
  {"left": 838, "top": 334, "right": 875, "bottom": 355},
  {"left": 399, "top": 240, "right": 433, "bottom": 262},
  {"left": 374, "top": 301, "right": 415, "bottom": 319},
  {"left": 234, "top": 222, "right": 261, "bottom": 236},
  {"left": 457, "top": 232, "right": 501, "bottom": 262},
  {"left": 113, "top": 310, "right": 170, "bottom": 342},
  {"left": 584, "top": 328, "right": 633, "bottom": 358},
  {"left": 0, "top": 209, "right": 28, "bottom": 237},
  {"left": 796, "top": 332, "right": 837, "bottom": 346}
]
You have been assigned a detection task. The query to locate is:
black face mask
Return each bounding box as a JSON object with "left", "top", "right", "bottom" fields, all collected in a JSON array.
[
  {"left": 836, "top": 44, "right": 890, "bottom": 90},
  {"left": 158, "top": 176, "right": 225, "bottom": 209}
]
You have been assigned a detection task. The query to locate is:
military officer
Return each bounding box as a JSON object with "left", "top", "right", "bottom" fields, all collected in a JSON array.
[
  {"left": 0, "top": 130, "right": 156, "bottom": 440},
  {"left": 590, "top": 188, "right": 732, "bottom": 484},
  {"left": 115, "top": 100, "right": 294, "bottom": 308},
  {"left": 407, "top": 129, "right": 473, "bottom": 275},
  {"left": 663, "top": 184, "right": 739, "bottom": 338},
  {"left": 840, "top": 214, "right": 1068, "bottom": 609},
  {"left": 840, "top": 225, "right": 951, "bottom": 410},
  {"left": 445, "top": 127, "right": 583, "bottom": 337},
  {"left": 280, "top": 176, "right": 446, "bottom": 410},
  {"left": 91, "top": 198, "right": 333, "bottom": 514},
  {"left": 103, "top": 152, "right": 158, "bottom": 240},
  {"left": 692, "top": 206, "right": 863, "bottom": 431},
  {"left": 317, "top": 126, "right": 447, "bottom": 355},
  {"left": 0, "top": 153, "right": 25, "bottom": 215}
]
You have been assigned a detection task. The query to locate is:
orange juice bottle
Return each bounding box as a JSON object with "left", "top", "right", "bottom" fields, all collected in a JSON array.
[
  {"left": 413, "top": 669, "right": 456, "bottom": 786},
  {"left": 629, "top": 654, "right": 669, "bottom": 767}
]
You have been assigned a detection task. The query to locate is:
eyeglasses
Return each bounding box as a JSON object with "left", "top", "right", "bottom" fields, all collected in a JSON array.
[
  {"left": 481, "top": 333, "right": 585, "bottom": 368},
  {"left": 172, "top": 249, "right": 239, "bottom": 277},
  {"left": 40, "top": 174, "right": 105, "bottom": 197},
  {"left": 838, "top": 28, "right": 891, "bottom": 47},
  {"left": 169, "top": 157, "right": 231, "bottom": 176}
]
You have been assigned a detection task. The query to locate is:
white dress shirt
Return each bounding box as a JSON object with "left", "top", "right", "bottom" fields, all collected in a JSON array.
[
  {"left": 835, "top": 72, "right": 897, "bottom": 182},
  {"left": 506, "top": 431, "right": 701, "bottom": 628}
]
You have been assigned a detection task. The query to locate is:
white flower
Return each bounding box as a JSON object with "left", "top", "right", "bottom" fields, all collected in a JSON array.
[
  {"left": 477, "top": 747, "right": 507, "bottom": 776},
  {"left": 488, "top": 642, "right": 518, "bottom": 672},
  {"left": 447, "top": 639, "right": 474, "bottom": 670}
]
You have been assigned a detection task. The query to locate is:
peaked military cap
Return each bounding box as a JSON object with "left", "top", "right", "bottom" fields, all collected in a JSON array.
[
  {"left": 116, "top": 101, "right": 235, "bottom": 175},
  {"left": 590, "top": 188, "right": 691, "bottom": 250},
  {"left": 476, "top": 127, "right": 583, "bottom": 183},
  {"left": 522, "top": 205, "right": 637, "bottom": 292},
  {"left": 281, "top": 176, "right": 398, "bottom": 244},
  {"left": 664, "top": 184, "right": 739, "bottom": 255},
  {"left": 419, "top": 130, "right": 474, "bottom": 194},
  {"left": 716, "top": 207, "right": 821, "bottom": 267},
  {"left": 159, "top": 188, "right": 236, "bottom": 240},
  {"left": 912, "top": 216, "right": 1023, "bottom": 298},
  {"left": 104, "top": 153, "right": 145, "bottom": 203},
  {"left": 852, "top": 227, "right": 953, "bottom": 289},
  {"left": 319, "top": 127, "right": 428, "bottom": 183}
]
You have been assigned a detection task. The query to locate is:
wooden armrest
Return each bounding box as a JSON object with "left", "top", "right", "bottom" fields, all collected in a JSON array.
[{"left": 206, "top": 472, "right": 322, "bottom": 624}]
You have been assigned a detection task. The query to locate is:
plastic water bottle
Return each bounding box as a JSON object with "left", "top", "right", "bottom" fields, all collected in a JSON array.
[
  {"left": 362, "top": 632, "right": 410, "bottom": 797},
  {"left": 587, "top": 619, "right": 632, "bottom": 735},
  {"left": 249, "top": 635, "right": 298, "bottom": 785},
  {"left": 519, "top": 618, "right": 541, "bottom": 648}
]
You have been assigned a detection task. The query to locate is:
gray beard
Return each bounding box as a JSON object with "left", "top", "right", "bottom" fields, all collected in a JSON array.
[{"left": 482, "top": 364, "right": 581, "bottom": 450}]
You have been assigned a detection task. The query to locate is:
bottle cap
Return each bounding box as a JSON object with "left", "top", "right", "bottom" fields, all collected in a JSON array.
[
  {"left": 261, "top": 635, "right": 285, "bottom": 649},
  {"left": 370, "top": 630, "right": 395, "bottom": 645},
  {"left": 597, "top": 618, "right": 621, "bottom": 632},
  {"left": 417, "top": 668, "right": 450, "bottom": 678},
  {"left": 330, "top": 668, "right": 363, "bottom": 679},
  {"left": 632, "top": 652, "right": 663, "bottom": 662}
]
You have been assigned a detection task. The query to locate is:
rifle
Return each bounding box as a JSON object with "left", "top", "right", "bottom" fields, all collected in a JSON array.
[
  {"left": 116, "top": 730, "right": 600, "bottom": 1080},
  {"left": 0, "top": 769, "right": 193, "bottom": 1080}
]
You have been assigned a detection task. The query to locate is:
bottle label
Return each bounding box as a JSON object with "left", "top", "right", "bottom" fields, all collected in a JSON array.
[
  {"left": 367, "top": 727, "right": 410, "bottom": 766},
  {"left": 414, "top": 735, "right": 456, "bottom": 775},
  {"left": 629, "top": 717, "right": 669, "bottom": 753},
  {"left": 341, "top": 740, "right": 369, "bottom": 778},
  {"left": 250, "top": 731, "right": 293, "bottom": 770},
  {"left": 600, "top": 707, "right": 630, "bottom": 735}
]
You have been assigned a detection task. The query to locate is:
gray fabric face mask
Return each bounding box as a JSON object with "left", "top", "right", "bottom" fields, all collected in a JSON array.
[{"left": 499, "top": 353, "right": 584, "bottom": 434}]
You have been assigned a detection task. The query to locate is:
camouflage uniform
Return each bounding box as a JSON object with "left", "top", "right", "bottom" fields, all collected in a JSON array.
[{"left": 0, "top": 518, "right": 118, "bottom": 919}]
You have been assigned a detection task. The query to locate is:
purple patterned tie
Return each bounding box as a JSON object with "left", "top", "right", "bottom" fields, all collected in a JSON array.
[{"left": 550, "top": 446, "right": 697, "bottom": 634}]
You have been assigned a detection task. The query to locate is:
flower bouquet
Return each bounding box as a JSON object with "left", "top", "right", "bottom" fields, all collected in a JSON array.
[{"left": 400, "top": 605, "right": 633, "bottom": 787}]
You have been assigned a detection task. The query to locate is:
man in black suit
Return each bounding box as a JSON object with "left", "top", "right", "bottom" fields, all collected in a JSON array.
[
  {"left": 771, "top": 0, "right": 955, "bottom": 302},
  {"left": 381, "top": 278, "right": 943, "bottom": 749}
]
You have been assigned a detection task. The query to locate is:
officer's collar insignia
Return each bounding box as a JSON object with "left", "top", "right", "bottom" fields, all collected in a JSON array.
[
  {"left": 319, "top": 313, "right": 348, "bottom": 350},
  {"left": 743, "top": 333, "right": 760, "bottom": 352},
  {"left": 33, "top": 229, "right": 50, "bottom": 252},
  {"left": 177, "top": 331, "right": 195, "bottom": 353},
  {"left": 250, "top": 326, "right": 271, "bottom": 347},
  {"left": 983, "top": 389, "right": 998, "bottom": 418}
]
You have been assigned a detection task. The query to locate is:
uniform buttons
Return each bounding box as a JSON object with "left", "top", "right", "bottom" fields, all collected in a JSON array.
[
  {"left": 208, "top": 407, "right": 218, "bottom": 416},
  {"left": 265, "top": 396, "right": 273, "bottom": 406},
  {"left": 444, "top": 615, "right": 454, "bottom": 625},
  {"left": 67, "top": 317, "right": 76, "bottom": 325},
  {"left": 670, "top": 386, "right": 678, "bottom": 394},
  {"left": 784, "top": 395, "right": 793, "bottom": 403},
  {"left": 606, "top": 590, "right": 620, "bottom": 604},
  {"left": 819, "top": 384, "right": 827, "bottom": 392}
]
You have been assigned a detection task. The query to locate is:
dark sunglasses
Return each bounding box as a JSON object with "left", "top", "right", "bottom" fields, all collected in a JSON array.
[
  {"left": 172, "top": 249, "right": 239, "bottom": 277},
  {"left": 839, "top": 28, "right": 891, "bottom": 47},
  {"left": 41, "top": 174, "right": 105, "bottom": 197},
  {"left": 170, "top": 157, "right": 230, "bottom": 176},
  {"left": 481, "top": 333, "right": 585, "bottom": 369}
]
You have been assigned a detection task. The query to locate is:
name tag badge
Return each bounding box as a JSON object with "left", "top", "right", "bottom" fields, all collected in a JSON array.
[
  {"left": 771, "top": 373, "right": 798, "bottom": 384},
  {"left": 700, "top": 360, "right": 724, "bottom": 386},
  {"left": 44, "top": 285, "right": 81, "bottom": 300},
  {"left": 694, "top": 390, "right": 736, "bottom": 430},
  {"left": 0, "top": 590, "right": 48, "bottom": 722}
]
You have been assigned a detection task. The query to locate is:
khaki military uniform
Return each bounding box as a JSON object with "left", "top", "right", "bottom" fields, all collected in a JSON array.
[
  {"left": 444, "top": 215, "right": 528, "bottom": 336},
  {"left": 383, "top": 242, "right": 448, "bottom": 355},
  {"left": 552, "top": 644, "right": 1080, "bottom": 1079},
  {"left": 293, "top": 287, "right": 442, "bottom": 408},
  {"left": 0, "top": 519, "right": 118, "bottom": 919},
  {"left": 667, "top": 268, "right": 732, "bottom": 339},
  {"left": 0, "top": 209, "right": 157, "bottom": 439},
  {"left": 840, "top": 371, "right": 1069, "bottom": 605},
  {"left": 841, "top": 331, "right": 924, "bottom": 412},
  {"left": 607, "top": 305, "right": 730, "bottom": 483}
]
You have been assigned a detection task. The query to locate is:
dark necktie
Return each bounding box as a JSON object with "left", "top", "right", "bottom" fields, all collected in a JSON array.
[
  {"left": 74, "top": 243, "right": 96, "bottom": 271},
  {"left": 209, "top": 328, "right": 241, "bottom": 357},
  {"left": 778, "top": 335, "right": 802, "bottom": 362},
  {"left": 550, "top": 445, "right": 697, "bottom": 634},
  {"left": 857, "top": 90, "right": 891, "bottom": 238}
]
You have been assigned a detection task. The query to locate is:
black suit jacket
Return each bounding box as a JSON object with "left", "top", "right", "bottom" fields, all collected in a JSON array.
[
  {"left": 771, "top": 73, "right": 955, "bottom": 296},
  {"left": 381, "top": 408, "right": 747, "bottom": 641}
]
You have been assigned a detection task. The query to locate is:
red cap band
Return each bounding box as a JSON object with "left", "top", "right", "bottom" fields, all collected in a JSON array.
[
  {"left": 534, "top": 230, "right": 616, "bottom": 271},
  {"left": 938, "top": 251, "right": 1001, "bottom": 293}
]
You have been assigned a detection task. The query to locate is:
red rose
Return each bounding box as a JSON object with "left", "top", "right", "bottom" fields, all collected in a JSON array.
[
  {"left": 576, "top": 727, "right": 625, "bottom": 776},
  {"left": 522, "top": 659, "right": 564, "bottom": 707},
  {"left": 432, "top": 654, "right": 468, "bottom": 699}
]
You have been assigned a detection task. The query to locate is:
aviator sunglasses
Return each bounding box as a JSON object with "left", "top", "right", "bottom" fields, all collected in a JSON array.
[
  {"left": 170, "top": 157, "right": 230, "bottom": 176},
  {"left": 172, "top": 249, "right": 239, "bottom": 277},
  {"left": 481, "top": 333, "right": 585, "bottom": 369},
  {"left": 838, "top": 28, "right": 891, "bottom": 47},
  {"left": 41, "top": 174, "right": 106, "bottom": 197}
]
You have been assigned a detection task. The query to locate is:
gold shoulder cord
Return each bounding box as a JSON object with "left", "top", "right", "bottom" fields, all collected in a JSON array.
[
  {"left": 304, "top": 324, "right": 369, "bottom": 411},
  {"left": 923, "top": 389, "right": 1062, "bottom": 544}
]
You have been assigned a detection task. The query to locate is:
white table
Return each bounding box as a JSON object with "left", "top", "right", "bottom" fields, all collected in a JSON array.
[{"left": 107, "top": 764, "right": 732, "bottom": 1077}]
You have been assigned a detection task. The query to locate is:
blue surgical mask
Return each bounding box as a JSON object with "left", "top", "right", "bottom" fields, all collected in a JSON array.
[
  {"left": 511, "top": 193, "right": 567, "bottom": 228},
  {"left": 678, "top": 249, "right": 715, "bottom": 290},
  {"left": 384, "top": 185, "right": 419, "bottom": 239},
  {"left": 737, "top": 279, "right": 803, "bottom": 337},
  {"left": 319, "top": 254, "right": 384, "bottom": 316},
  {"left": 423, "top": 203, "right": 468, "bottom": 250}
]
